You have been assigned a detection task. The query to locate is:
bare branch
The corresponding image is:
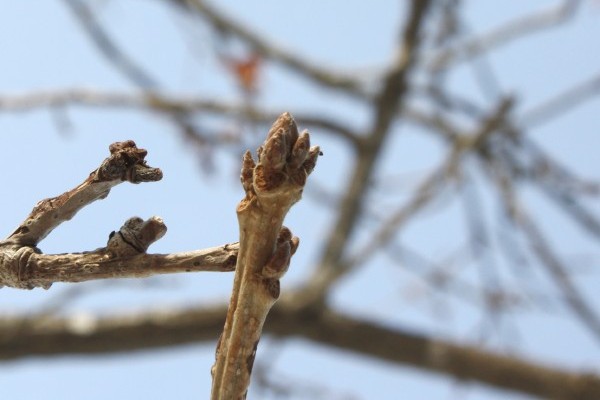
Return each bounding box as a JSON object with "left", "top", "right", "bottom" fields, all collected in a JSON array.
[
  {"left": 0, "top": 141, "right": 237, "bottom": 289},
  {"left": 60, "top": 0, "right": 234, "bottom": 166},
  {"left": 302, "top": 0, "right": 433, "bottom": 306},
  {"left": 273, "top": 306, "right": 600, "bottom": 400},
  {"left": 520, "top": 213, "right": 600, "bottom": 342},
  {"left": 490, "top": 164, "right": 600, "bottom": 343},
  {"left": 0, "top": 88, "right": 359, "bottom": 144},
  {"left": 521, "top": 139, "right": 600, "bottom": 239},
  {"left": 13, "top": 241, "right": 238, "bottom": 289},
  {"left": 348, "top": 162, "right": 448, "bottom": 270},
  {"left": 168, "top": 0, "right": 367, "bottom": 97},
  {"left": 61, "top": 0, "right": 157, "bottom": 88},
  {"left": 210, "top": 112, "right": 320, "bottom": 399},
  {"left": 1, "top": 302, "right": 599, "bottom": 399},
  {"left": 427, "top": 0, "right": 581, "bottom": 71},
  {"left": 5, "top": 140, "right": 161, "bottom": 247},
  {"left": 521, "top": 72, "right": 600, "bottom": 128}
]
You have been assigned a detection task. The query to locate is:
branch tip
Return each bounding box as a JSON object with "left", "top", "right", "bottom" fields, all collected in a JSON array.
[
  {"left": 211, "top": 112, "right": 320, "bottom": 398},
  {"left": 98, "top": 140, "right": 162, "bottom": 183}
]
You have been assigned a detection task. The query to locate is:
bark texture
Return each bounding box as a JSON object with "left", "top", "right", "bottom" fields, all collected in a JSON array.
[{"left": 210, "top": 112, "right": 320, "bottom": 399}]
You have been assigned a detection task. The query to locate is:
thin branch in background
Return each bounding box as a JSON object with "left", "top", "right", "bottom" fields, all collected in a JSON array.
[
  {"left": 427, "top": 0, "right": 581, "bottom": 71},
  {"left": 301, "top": 0, "right": 434, "bottom": 307},
  {"left": 417, "top": 84, "right": 486, "bottom": 121},
  {"left": 62, "top": 0, "right": 224, "bottom": 168},
  {"left": 458, "top": 173, "right": 512, "bottom": 342},
  {"left": 461, "top": 23, "right": 503, "bottom": 101},
  {"left": 0, "top": 88, "right": 359, "bottom": 145},
  {"left": 494, "top": 212, "right": 562, "bottom": 313},
  {"left": 349, "top": 97, "right": 513, "bottom": 271},
  {"left": 49, "top": 105, "right": 75, "bottom": 136},
  {"left": 496, "top": 213, "right": 534, "bottom": 276},
  {"left": 541, "top": 188, "right": 600, "bottom": 239},
  {"left": 521, "top": 72, "right": 600, "bottom": 127},
  {"left": 501, "top": 136, "right": 600, "bottom": 240},
  {"left": 522, "top": 137, "right": 600, "bottom": 195},
  {"left": 491, "top": 166, "right": 600, "bottom": 344},
  {"left": 526, "top": 144, "right": 600, "bottom": 240},
  {"left": 459, "top": 173, "right": 490, "bottom": 261},
  {"left": 520, "top": 213, "right": 600, "bottom": 343},
  {"left": 167, "top": 0, "right": 368, "bottom": 98},
  {"left": 62, "top": 0, "right": 158, "bottom": 89},
  {"left": 430, "top": 0, "right": 462, "bottom": 48},
  {"left": 347, "top": 161, "right": 448, "bottom": 272},
  {"left": 386, "top": 241, "right": 485, "bottom": 307}
]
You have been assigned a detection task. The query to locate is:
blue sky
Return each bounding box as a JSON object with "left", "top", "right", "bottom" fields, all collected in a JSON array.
[{"left": 1, "top": 1, "right": 599, "bottom": 399}]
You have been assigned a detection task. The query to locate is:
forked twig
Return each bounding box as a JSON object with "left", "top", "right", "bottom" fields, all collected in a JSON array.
[
  {"left": 0, "top": 141, "right": 237, "bottom": 289},
  {"left": 210, "top": 112, "right": 320, "bottom": 399}
]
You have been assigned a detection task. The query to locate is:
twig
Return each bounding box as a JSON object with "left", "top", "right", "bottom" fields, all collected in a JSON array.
[
  {"left": 5, "top": 140, "right": 162, "bottom": 247},
  {"left": 61, "top": 0, "right": 157, "bottom": 88},
  {"left": 168, "top": 0, "right": 366, "bottom": 97},
  {"left": 427, "top": 0, "right": 581, "bottom": 71},
  {"left": 0, "top": 88, "right": 359, "bottom": 145},
  {"left": 345, "top": 93, "right": 511, "bottom": 270},
  {"left": 301, "top": 0, "right": 433, "bottom": 307},
  {"left": 491, "top": 164, "right": 600, "bottom": 343},
  {"left": 347, "top": 164, "right": 447, "bottom": 271},
  {"left": 60, "top": 0, "right": 232, "bottom": 165},
  {"left": 521, "top": 72, "right": 600, "bottom": 128},
  {"left": 210, "top": 112, "right": 320, "bottom": 399},
  {"left": 521, "top": 139, "right": 600, "bottom": 239},
  {"left": 307, "top": 96, "right": 512, "bottom": 302},
  {"left": 0, "top": 140, "right": 236, "bottom": 289},
  {"left": 520, "top": 213, "right": 600, "bottom": 342}
]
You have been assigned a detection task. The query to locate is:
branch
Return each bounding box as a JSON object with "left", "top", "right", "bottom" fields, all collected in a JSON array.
[
  {"left": 302, "top": 0, "right": 433, "bottom": 306},
  {"left": 168, "top": 0, "right": 366, "bottom": 97},
  {"left": 210, "top": 113, "right": 320, "bottom": 399},
  {"left": 5, "top": 140, "right": 161, "bottom": 247},
  {"left": 521, "top": 139, "right": 600, "bottom": 239},
  {"left": 1, "top": 302, "right": 599, "bottom": 399},
  {"left": 488, "top": 158, "right": 600, "bottom": 343},
  {"left": 427, "top": 0, "right": 581, "bottom": 71},
  {"left": 520, "top": 213, "right": 600, "bottom": 342},
  {"left": 0, "top": 88, "right": 359, "bottom": 144},
  {"left": 0, "top": 140, "right": 236, "bottom": 289},
  {"left": 273, "top": 306, "right": 600, "bottom": 400},
  {"left": 314, "top": 97, "right": 513, "bottom": 297},
  {"left": 9, "top": 240, "right": 238, "bottom": 289},
  {"left": 60, "top": 0, "right": 227, "bottom": 165},
  {"left": 521, "top": 72, "right": 600, "bottom": 128},
  {"left": 61, "top": 0, "right": 157, "bottom": 88}
]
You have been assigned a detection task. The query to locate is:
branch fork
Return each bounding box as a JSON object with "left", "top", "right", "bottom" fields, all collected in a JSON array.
[{"left": 0, "top": 140, "right": 236, "bottom": 289}]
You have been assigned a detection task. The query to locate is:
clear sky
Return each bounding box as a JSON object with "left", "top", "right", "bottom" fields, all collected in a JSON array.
[{"left": 0, "top": 1, "right": 599, "bottom": 399}]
